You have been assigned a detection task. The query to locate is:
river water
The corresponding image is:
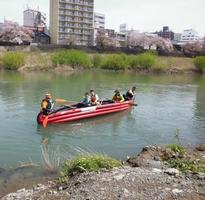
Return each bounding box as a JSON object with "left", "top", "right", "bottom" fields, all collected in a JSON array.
[{"left": 0, "top": 71, "right": 205, "bottom": 167}]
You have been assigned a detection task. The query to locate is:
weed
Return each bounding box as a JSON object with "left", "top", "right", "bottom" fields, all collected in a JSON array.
[
  {"left": 52, "top": 49, "right": 92, "bottom": 68},
  {"left": 101, "top": 54, "right": 128, "bottom": 70},
  {"left": 194, "top": 56, "right": 205, "bottom": 71},
  {"left": 2, "top": 52, "right": 25, "bottom": 70},
  {"left": 128, "top": 53, "right": 156, "bottom": 69},
  {"left": 92, "top": 54, "right": 103, "bottom": 68},
  {"left": 166, "top": 144, "right": 186, "bottom": 155},
  {"left": 167, "top": 158, "right": 205, "bottom": 173},
  {"left": 59, "top": 154, "right": 122, "bottom": 183}
]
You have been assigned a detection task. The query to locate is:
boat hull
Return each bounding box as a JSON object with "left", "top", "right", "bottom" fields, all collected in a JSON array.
[{"left": 37, "top": 100, "right": 134, "bottom": 125}]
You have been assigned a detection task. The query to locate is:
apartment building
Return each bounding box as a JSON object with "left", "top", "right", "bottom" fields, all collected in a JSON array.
[
  {"left": 180, "top": 29, "right": 199, "bottom": 43},
  {"left": 173, "top": 33, "right": 182, "bottom": 42},
  {"left": 50, "top": 0, "right": 94, "bottom": 46},
  {"left": 24, "top": 8, "right": 46, "bottom": 30},
  {"left": 119, "top": 24, "right": 128, "bottom": 33},
  {"left": 94, "top": 12, "right": 105, "bottom": 29},
  {"left": 155, "top": 26, "right": 174, "bottom": 41}
]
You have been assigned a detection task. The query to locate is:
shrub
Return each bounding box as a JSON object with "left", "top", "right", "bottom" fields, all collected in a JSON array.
[
  {"left": 128, "top": 53, "right": 156, "bottom": 69},
  {"left": 2, "top": 52, "right": 25, "bottom": 70},
  {"left": 166, "top": 144, "right": 186, "bottom": 155},
  {"left": 52, "top": 49, "right": 92, "bottom": 68},
  {"left": 194, "top": 56, "right": 205, "bottom": 71},
  {"left": 92, "top": 54, "right": 103, "bottom": 68},
  {"left": 101, "top": 54, "right": 128, "bottom": 70},
  {"left": 59, "top": 154, "right": 122, "bottom": 183},
  {"left": 167, "top": 158, "right": 205, "bottom": 173}
]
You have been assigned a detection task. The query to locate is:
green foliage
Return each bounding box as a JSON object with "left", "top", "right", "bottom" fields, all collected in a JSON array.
[
  {"left": 92, "top": 54, "right": 103, "bottom": 68},
  {"left": 175, "top": 128, "right": 180, "bottom": 144},
  {"left": 59, "top": 154, "right": 122, "bottom": 183},
  {"left": 2, "top": 52, "right": 25, "bottom": 70},
  {"left": 128, "top": 53, "right": 156, "bottom": 69},
  {"left": 166, "top": 144, "right": 186, "bottom": 155},
  {"left": 101, "top": 54, "right": 128, "bottom": 70},
  {"left": 167, "top": 158, "right": 205, "bottom": 173},
  {"left": 194, "top": 56, "right": 205, "bottom": 71},
  {"left": 52, "top": 49, "right": 92, "bottom": 68}
]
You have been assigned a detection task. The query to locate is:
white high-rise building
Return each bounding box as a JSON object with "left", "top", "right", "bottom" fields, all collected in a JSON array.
[
  {"left": 119, "top": 24, "right": 128, "bottom": 33},
  {"left": 173, "top": 33, "right": 182, "bottom": 42},
  {"left": 180, "top": 29, "right": 199, "bottom": 43},
  {"left": 23, "top": 8, "right": 46, "bottom": 29},
  {"left": 94, "top": 12, "right": 105, "bottom": 29}
]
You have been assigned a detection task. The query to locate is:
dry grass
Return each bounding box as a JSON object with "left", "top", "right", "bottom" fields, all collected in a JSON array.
[
  {"left": 41, "top": 145, "right": 61, "bottom": 173},
  {"left": 22, "top": 52, "right": 53, "bottom": 71},
  {"left": 157, "top": 56, "right": 195, "bottom": 71},
  {"left": 0, "top": 50, "right": 196, "bottom": 73}
]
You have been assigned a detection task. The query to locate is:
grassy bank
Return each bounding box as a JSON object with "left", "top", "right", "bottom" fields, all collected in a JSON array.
[
  {"left": 57, "top": 144, "right": 205, "bottom": 184},
  {"left": 0, "top": 49, "right": 200, "bottom": 73},
  {"left": 1, "top": 144, "right": 205, "bottom": 199},
  {"left": 1, "top": 52, "right": 25, "bottom": 70},
  {"left": 194, "top": 56, "right": 205, "bottom": 72},
  {"left": 59, "top": 154, "right": 122, "bottom": 183},
  {"left": 165, "top": 144, "right": 205, "bottom": 173}
]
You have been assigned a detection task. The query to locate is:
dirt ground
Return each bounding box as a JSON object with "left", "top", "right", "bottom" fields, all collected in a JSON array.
[{"left": 1, "top": 145, "right": 205, "bottom": 200}]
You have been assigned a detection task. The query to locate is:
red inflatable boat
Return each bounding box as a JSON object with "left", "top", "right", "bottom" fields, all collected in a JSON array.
[{"left": 37, "top": 100, "right": 135, "bottom": 126}]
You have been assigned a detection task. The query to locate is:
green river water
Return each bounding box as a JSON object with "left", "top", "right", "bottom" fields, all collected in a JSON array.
[{"left": 0, "top": 71, "right": 205, "bottom": 168}]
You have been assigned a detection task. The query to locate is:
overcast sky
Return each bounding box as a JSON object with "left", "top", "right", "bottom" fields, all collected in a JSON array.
[{"left": 0, "top": 0, "right": 204, "bottom": 36}]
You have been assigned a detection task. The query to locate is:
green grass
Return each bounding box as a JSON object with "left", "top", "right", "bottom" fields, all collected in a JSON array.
[
  {"left": 92, "top": 54, "right": 103, "bottom": 68},
  {"left": 52, "top": 49, "right": 92, "bottom": 68},
  {"left": 165, "top": 144, "right": 205, "bottom": 173},
  {"left": 101, "top": 54, "right": 128, "bottom": 70},
  {"left": 194, "top": 56, "right": 205, "bottom": 71},
  {"left": 2, "top": 52, "right": 25, "bottom": 70},
  {"left": 166, "top": 144, "right": 186, "bottom": 155},
  {"left": 0, "top": 50, "right": 195, "bottom": 73},
  {"left": 59, "top": 154, "right": 122, "bottom": 183},
  {"left": 128, "top": 53, "right": 156, "bottom": 69},
  {"left": 167, "top": 158, "right": 205, "bottom": 173}
]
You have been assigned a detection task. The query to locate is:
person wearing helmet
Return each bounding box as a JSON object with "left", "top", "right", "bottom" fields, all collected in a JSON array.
[
  {"left": 90, "top": 90, "right": 99, "bottom": 105},
  {"left": 40, "top": 93, "right": 55, "bottom": 115},
  {"left": 125, "top": 86, "right": 136, "bottom": 100},
  {"left": 112, "top": 90, "right": 125, "bottom": 103}
]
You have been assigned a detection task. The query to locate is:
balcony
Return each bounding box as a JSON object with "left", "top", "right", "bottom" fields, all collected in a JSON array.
[
  {"left": 59, "top": 24, "right": 93, "bottom": 30},
  {"left": 59, "top": 0, "right": 94, "bottom": 8},
  {"left": 59, "top": 18, "right": 93, "bottom": 25},
  {"left": 59, "top": 10, "right": 93, "bottom": 19},
  {"left": 59, "top": 5, "right": 93, "bottom": 14}
]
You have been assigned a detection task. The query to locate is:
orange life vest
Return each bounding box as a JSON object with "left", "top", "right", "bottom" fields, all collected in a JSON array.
[
  {"left": 91, "top": 96, "right": 97, "bottom": 103},
  {"left": 113, "top": 95, "right": 122, "bottom": 102}
]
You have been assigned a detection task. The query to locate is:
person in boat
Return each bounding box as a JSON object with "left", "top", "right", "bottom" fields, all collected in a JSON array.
[
  {"left": 112, "top": 90, "right": 125, "bottom": 103},
  {"left": 124, "top": 86, "right": 136, "bottom": 100},
  {"left": 83, "top": 92, "right": 91, "bottom": 106},
  {"left": 77, "top": 92, "right": 91, "bottom": 108},
  {"left": 40, "top": 93, "right": 55, "bottom": 115},
  {"left": 90, "top": 90, "right": 99, "bottom": 105}
]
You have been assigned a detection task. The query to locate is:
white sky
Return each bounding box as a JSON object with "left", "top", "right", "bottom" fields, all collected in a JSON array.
[{"left": 0, "top": 0, "right": 205, "bottom": 36}]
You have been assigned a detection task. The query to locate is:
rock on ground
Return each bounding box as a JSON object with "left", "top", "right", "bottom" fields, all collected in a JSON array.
[
  {"left": 2, "top": 145, "right": 205, "bottom": 200},
  {"left": 2, "top": 166, "right": 205, "bottom": 200}
]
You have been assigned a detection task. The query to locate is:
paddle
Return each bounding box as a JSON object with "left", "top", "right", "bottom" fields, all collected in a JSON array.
[
  {"left": 132, "top": 103, "right": 138, "bottom": 106},
  {"left": 43, "top": 116, "right": 49, "bottom": 128},
  {"left": 55, "top": 98, "right": 78, "bottom": 105}
]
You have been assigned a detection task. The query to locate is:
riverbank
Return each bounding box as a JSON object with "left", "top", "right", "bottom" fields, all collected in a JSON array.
[
  {"left": 1, "top": 144, "right": 205, "bottom": 200},
  {"left": 0, "top": 50, "right": 203, "bottom": 74}
]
